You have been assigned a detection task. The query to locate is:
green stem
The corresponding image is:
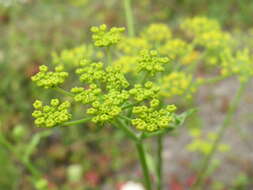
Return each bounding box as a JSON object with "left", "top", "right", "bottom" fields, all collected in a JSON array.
[
  {"left": 142, "top": 128, "right": 174, "bottom": 139},
  {"left": 115, "top": 118, "right": 138, "bottom": 141},
  {"left": 106, "top": 47, "right": 112, "bottom": 65},
  {"left": 157, "top": 135, "right": 163, "bottom": 190},
  {"left": 55, "top": 87, "right": 74, "bottom": 97},
  {"left": 192, "top": 81, "right": 248, "bottom": 190},
  {"left": 0, "top": 133, "right": 41, "bottom": 177},
  {"left": 60, "top": 117, "right": 92, "bottom": 127},
  {"left": 135, "top": 141, "right": 152, "bottom": 190},
  {"left": 124, "top": 0, "right": 135, "bottom": 37},
  {"left": 199, "top": 75, "right": 228, "bottom": 86}
]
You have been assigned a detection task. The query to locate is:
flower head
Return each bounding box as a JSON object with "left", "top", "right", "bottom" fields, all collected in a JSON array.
[
  {"left": 160, "top": 72, "right": 196, "bottom": 99},
  {"left": 142, "top": 23, "right": 172, "bottom": 42},
  {"left": 131, "top": 100, "right": 177, "bottom": 132},
  {"left": 129, "top": 81, "right": 160, "bottom": 102},
  {"left": 91, "top": 24, "right": 125, "bottom": 47},
  {"left": 137, "top": 49, "right": 170, "bottom": 76},
  {"left": 32, "top": 99, "right": 71, "bottom": 128},
  {"left": 31, "top": 65, "right": 68, "bottom": 88}
]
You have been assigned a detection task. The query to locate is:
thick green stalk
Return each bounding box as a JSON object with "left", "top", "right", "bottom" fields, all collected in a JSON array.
[
  {"left": 60, "top": 117, "right": 92, "bottom": 127},
  {"left": 115, "top": 118, "right": 138, "bottom": 141},
  {"left": 157, "top": 135, "right": 163, "bottom": 190},
  {"left": 192, "top": 81, "right": 248, "bottom": 189},
  {"left": 124, "top": 0, "right": 135, "bottom": 37},
  {"left": 106, "top": 47, "right": 112, "bottom": 65},
  {"left": 135, "top": 141, "right": 152, "bottom": 190},
  {"left": 55, "top": 87, "right": 74, "bottom": 97}
]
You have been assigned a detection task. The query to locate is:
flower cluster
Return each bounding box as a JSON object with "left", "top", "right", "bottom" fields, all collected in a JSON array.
[
  {"left": 113, "top": 56, "right": 138, "bottom": 73},
  {"left": 71, "top": 84, "right": 101, "bottom": 105},
  {"left": 131, "top": 99, "right": 177, "bottom": 132},
  {"left": 141, "top": 23, "right": 172, "bottom": 42},
  {"left": 195, "top": 31, "right": 232, "bottom": 50},
  {"left": 32, "top": 99, "right": 71, "bottom": 128},
  {"left": 51, "top": 45, "right": 93, "bottom": 67},
  {"left": 76, "top": 59, "right": 105, "bottom": 84},
  {"left": 117, "top": 36, "right": 149, "bottom": 55},
  {"left": 220, "top": 48, "right": 253, "bottom": 82},
  {"left": 129, "top": 81, "right": 160, "bottom": 102},
  {"left": 75, "top": 59, "right": 129, "bottom": 90},
  {"left": 187, "top": 128, "right": 230, "bottom": 155},
  {"left": 181, "top": 17, "right": 234, "bottom": 66},
  {"left": 87, "top": 90, "right": 129, "bottom": 123},
  {"left": 137, "top": 49, "right": 170, "bottom": 75},
  {"left": 31, "top": 24, "right": 191, "bottom": 132},
  {"left": 31, "top": 65, "right": 68, "bottom": 88},
  {"left": 91, "top": 24, "right": 125, "bottom": 47},
  {"left": 105, "top": 66, "right": 130, "bottom": 90},
  {"left": 158, "top": 39, "right": 194, "bottom": 61},
  {"left": 181, "top": 16, "right": 220, "bottom": 36},
  {"left": 160, "top": 72, "right": 196, "bottom": 99}
]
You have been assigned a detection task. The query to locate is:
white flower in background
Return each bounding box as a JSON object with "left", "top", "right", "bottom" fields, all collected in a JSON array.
[{"left": 121, "top": 181, "right": 145, "bottom": 190}]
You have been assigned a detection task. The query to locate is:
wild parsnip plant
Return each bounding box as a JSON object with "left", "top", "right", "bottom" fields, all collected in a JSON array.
[
  {"left": 30, "top": 2, "right": 253, "bottom": 187},
  {"left": 31, "top": 24, "right": 192, "bottom": 189}
]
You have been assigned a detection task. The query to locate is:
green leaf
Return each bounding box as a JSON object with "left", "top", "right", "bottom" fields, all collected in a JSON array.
[{"left": 174, "top": 108, "right": 197, "bottom": 126}]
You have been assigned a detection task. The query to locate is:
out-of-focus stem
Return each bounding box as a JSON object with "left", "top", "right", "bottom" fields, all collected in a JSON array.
[
  {"left": 124, "top": 0, "right": 135, "bottom": 37},
  {"left": 192, "top": 81, "right": 248, "bottom": 190},
  {"left": 60, "top": 117, "right": 92, "bottom": 127},
  {"left": 135, "top": 141, "right": 152, "bottom": 190},
  {"left": 157, "top": 135, "right": 163, "bottom": 190}
]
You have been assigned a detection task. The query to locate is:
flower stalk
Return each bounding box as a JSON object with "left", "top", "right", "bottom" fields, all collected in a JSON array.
[{"left": 192, "top": 81, "right": 248, "bottom": 189}]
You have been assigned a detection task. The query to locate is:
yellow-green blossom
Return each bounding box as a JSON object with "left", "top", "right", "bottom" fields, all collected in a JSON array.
[
  {"left": 71, "top": 84, "right": 101, "bottom": 104},
  {"left": 181, "top": 16, "right": 220, "bottom": 36},
  {"left": 32, "top": 99, "right": 71, "bottom": 128},
  {"left": 131, "top": 100, "right": 177, "bottom": 132},
  {"left": 76, "top": 59, "right": 105, "bottom": 83},
  {"left": 141, "top": 23, "right": 172, "bottom": 43},
  {"left": 220, "top": 48, "right": 253, "bottom": 82},
  {"left": 117, "top": 36, "right": 150, "bottom": 55},
  {"left": 112, "top": 56, "right": 138, "bottom": 73},
  {"left": 91, "top": 24, "right": 125, "bottom": 47},
  {"left": 129, "top": 81, "right": 160, "bottom": 102},
  {"left": 187, "top": 128, "right": 230, "bottom": 155},
  {"left": 31, "top": 65, "right": 68, "bottom": 88},
  {"left": 51, "top": 45, "right": 93, "bottom": 67},
  {"left": 137, "top": 49, "right": 170, "bottom": 75},
  {"left": 87, "top": 90, "right": 129, "bottom": 123},
  {"left": 160, "top": 72, "right": 196, "bottom": 99},
  {"left": 158, "top": 39, "right": 193, "bottom": 60}
]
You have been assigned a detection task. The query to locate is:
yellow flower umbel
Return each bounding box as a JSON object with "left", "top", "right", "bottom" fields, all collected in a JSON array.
[
  {"left": 129, "top": 81, "right": 160, "bottom": 102},
  {"left": 91, "top": 24, "right": 125, "bottom": 47},
  {"left": 181, "top": 16, "right": 220, "bottom": 36},
  {"left": 181, "top": 16, "right": 234, "bottom": 66},
  {"left": 187, "top": 128, "right": 230, "bottom": 155},
  {"left": 137, "top": 49, "right": 170, "bottom": 76},
  {"left": 221, "top": 48, "right": 253, "bottom": 82},
  {"left": 117, "top": 36, "right": 150, "bottom": 55},
  {"left": 31, "top": 65, "right": 68, "bottom": 89},
  {"left": 160, "top": 72, "right": 196, "bottom": 99},
  {"left": 131, "top": 99, "right": 177, "bottom": 132},
  {"left": 51, "top": 45, "right": 93, "bottom": 67},
  {"left": 112, "top": 56, "right": 138, "bottom": 73},
  {"left": 87, "top": 90, "right": 129, "bottom": 123},
  {"left": 158, "top": 39, "right": 194, "bottom": 61},
  {"left": 32, "top": 99, "right": 72, "bottom": 128},
  {"left": 141, "top": 23, "right": 172, "bottom": 43}
]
